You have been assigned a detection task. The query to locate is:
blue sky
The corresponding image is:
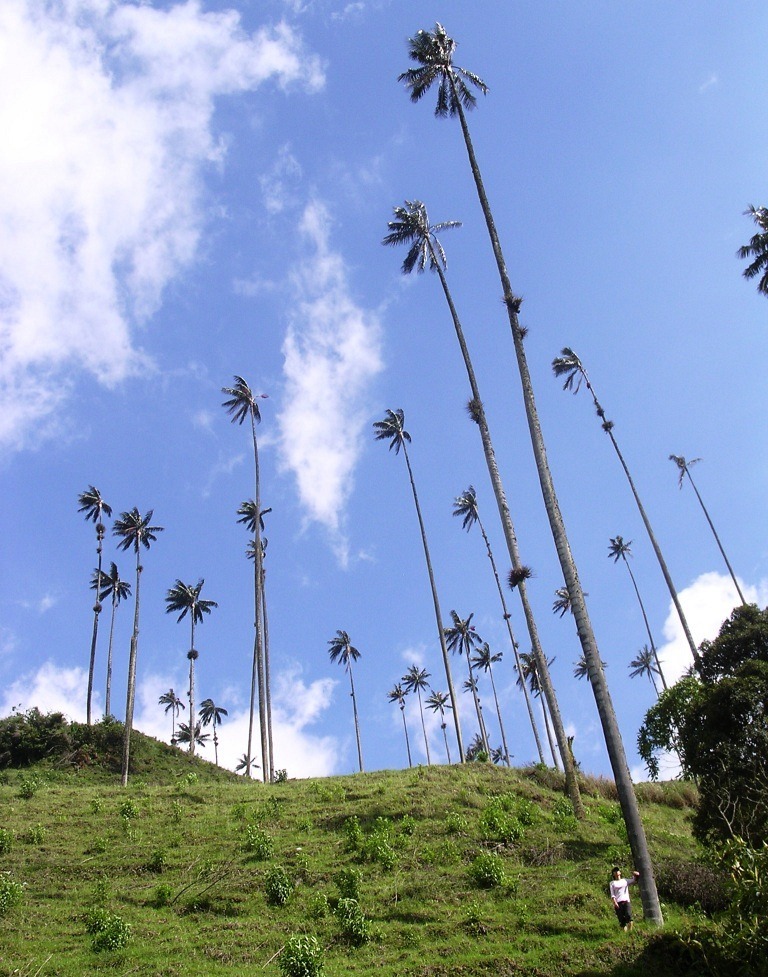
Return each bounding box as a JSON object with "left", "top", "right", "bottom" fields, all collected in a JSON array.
[{"left": 1, "top": 0, "right": 766, "bottom": 780}]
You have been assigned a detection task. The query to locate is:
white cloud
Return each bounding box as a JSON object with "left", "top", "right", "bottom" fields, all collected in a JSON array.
[
  {"left": 260, "top": 143, "right": 303, "bottom": 214},
  {"left": 278, "top": 200, "right": 384, "bottom": 562},
  {"left": 0, "top": 0, "right": 324, "bottom": 450},
  {"left": 0, "top": 660, "right": 93, "bottom": 719},
  {"left": 698, "top": 73, "right": 719, "bottom": 94}
]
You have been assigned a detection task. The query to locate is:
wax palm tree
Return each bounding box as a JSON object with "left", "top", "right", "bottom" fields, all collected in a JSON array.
[
  {"left": 629, "top": 646, "right": 662, "bottom": 697},
  {"left": 384, "top": 200, "right": 568, "bottom": 784},
  {"left": 402, "top": 665, "right": 432, "bottom": 764},
  {"left": 399, "top": 31, "right": 670, "bottom": 901},
  {"left": 199, "top": 698, "right": 228, "bottom": 766},
  {"left": 223, "top": 377, "right": 269, "bottom": 781},
  {"left": 328, "top": 630, "right": 363, "bottom": 773},
  {"left": 176, "top": 722, "right": 209, "bottom": 751},
  {"left": 236, "top": 754, "right": 259, "bottom": 776},
  {"left": 97, "top": 562, "right": 131, "bottom": 717},
  {"left": 78, "top": 486, "right": 113, "bottom": 726},
  {"left": 461, "top": 674, "right": 491, "bottom": 758},
  {"left": 453, "top": 487, "right": 545, "bottom": 764},
  {"left": 113, "top": 508, "right": 163, "bottom": 786},
  {"left": 553, "top": 347, "right": 698, "bottom": 672},
  {"left": 444, "top": 611, "right": 488, "bottom": 757},
  {"left": 471, "top": 642, "right": 511, "bottom": 766},
  {"left": 552, "top": 588, "right": 572, "bottom": 618},
  {"left": 425, "top": 689, "right": 452, "bottom": 763},
  {"left": 240, "top": 501, "right": 275, "bottom": 779},
  {"left": 373, "top": 408, "right": 463, "bottom": 760},
  {"left": 608, "top": 536, "right": 667, "bottom": 691},
  {"left": 669, "top": 455, "right": 746, "bottom": 605},
  {"left": 516, "top": 651, "right": 559, "bottom": 769},
  {"left": 737, "top": 204, "right": 768, "bottom": 296},
  {"left": 387, "top": 683, "right": 412, "bottom": 768},
  {"left": 158, "top": 688, "right": 185, "bottom": 744},
  {"left": 574, "top": 653, "right": 607, "bottom": 682},
  {"left": 164, "top": 579, "right": 218, "bottom": 757}
]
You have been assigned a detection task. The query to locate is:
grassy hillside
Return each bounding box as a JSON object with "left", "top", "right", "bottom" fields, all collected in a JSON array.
[{"left": 0, "top": 743, "right": 715, "bottom": 977}]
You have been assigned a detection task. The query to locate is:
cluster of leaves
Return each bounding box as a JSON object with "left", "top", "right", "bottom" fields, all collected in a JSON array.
[
  {"left": 469, "top": 852, "right": 507, "bottom": 889},
  {"left": 278, "top": 935, "right": 325, "bottom": 977},
  {"left": 83, "top": 907, "right": 132, "bottom": 952},
  {"left": 243, "top": 823, "right": 274, "bottom": 859},
  {"left": 654, "top": 859, "right": 729, "bottom": 915},
  {"left": 265, "top": 866, "right": 293, "bottom": 906},
  {"left": 0, "top": 874, "right": 24, "bottom": 916},
  {"left": 334, "top": 897, "right": 371, "bottom": 945}
]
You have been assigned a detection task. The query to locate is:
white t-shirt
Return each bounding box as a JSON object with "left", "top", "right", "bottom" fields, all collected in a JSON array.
[{"left": 609, "top": 877, "right": 634, "bottom": 903}]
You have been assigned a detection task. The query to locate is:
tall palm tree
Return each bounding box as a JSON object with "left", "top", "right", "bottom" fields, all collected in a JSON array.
[
  {"left": 737, "top": 204, "right": 768, "bottom": 296},
  {"left": 164, "top": 579, "right": 218, "bottom": 756},
  {"left": 239, "top": 500, "right": 275, "bottom": 780},
  {"left": 97, "top": 562, "right": 131, "bottom": 718},
  {"left": 443, "top": 611, "right": 488, "bottom": 757},
  {"left": 471, "top": 642, "right": 511, "bottom": 766},
  {"left": 176, "top": 722, "right": 209, "bottom": 751},
  {"left": 402, "top": 665, "right": 432, "bottom": 764},
  {"left": 158, "top": 688, "right": 184, "bottom": 744},
  {"left": 373, "top": 408, "right": 464, "bottom": 760},
  {"left": 425, "top": 689, "right": 452, "bottom": 763},
  {"left": 236, "top": 753, "right": 259, "bottom": 776},
  {"left": 327, "top": 630, "right": 364, "bottom": 773},
  {"left": 113, "top": 508, "right": 163, "bottom": 786},
  {"left": 461, "top": 675, "right": 491, "bottom": 757},
  {"left": 669, "top": 455, "right": 746, "bottom": 605},
  {"left": 516, "top": 651, "right": 559, "bottom": 768},
  {"left": 608, "top": 536, "right": 667, "bottom": 691},
  {"left": 199, "top": 698, "right": 228, "bottom": 766},
  {"left": 222, "top": 377, "right": 269, "bottom": 781},
  {"left": 78, "top": 486, "right": 113, "bottom": 726},
  {"left": 453, "top": 487, "right": 545, "bottom": 764},
  {"left": 398, "top": 30, "right": 670, "bottom": 910},
  {"left": 384, "top": 201, "right": 570, "bottom": 787},
  {"left": 573, "top": 653, "right": 607, "bottom": 682},
  {"left": 629, "top": 646, "right": 661, "bottom": 697},
  {"left": 552, "top": 347, "right": 698, "bottom": 668},
  {"left": 387, "top": 683, "right": 412, "bottom": 768}
]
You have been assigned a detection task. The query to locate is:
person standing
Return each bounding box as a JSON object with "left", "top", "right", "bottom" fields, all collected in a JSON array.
[{"left": 609, "top": 866, "right": 640, "bottom": 931}]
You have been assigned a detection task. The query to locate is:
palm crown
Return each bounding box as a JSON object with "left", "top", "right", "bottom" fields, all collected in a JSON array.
[
  {"left": 452, "top": 486, "right": 479, "bottom": 532},
  {"left": 327, "top": 630, "right": 359, "bottom": 671},
  {"left": 373, "top": 408, "right": 411, "bottom": 454},
  {"left": 97, "top": 562, "right": 131, "bottom": 604},
  {"left": 78, "top": 485, "right": 112, "bottom": 525},
  {"left": 221, "top": 376, "right": 267, "bottom": 426},
  {"left": 607, "top": 535, "right": 632, "bottom": 563},
  {"left": 444, "top": 610, "right": 481, "bottom": 658},
  {"left": 737, "top": 204, "right": 768, "bottom": 296},
  {"left": 398, "top": 23, "right": 487, "bottom": 118},
  {"left": 382, "top": 200, "right": 460, "bottom": 275},
  {"left": 113, "top": 508, "right": 163, "bottom": 553},
  {"left": 165, "top": 579, "right": 218, "bottom": 625}
]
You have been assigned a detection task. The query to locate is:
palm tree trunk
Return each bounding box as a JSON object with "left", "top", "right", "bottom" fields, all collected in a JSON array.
[
  {"left": 450, "top": 83, "right": 662, "bottom": 924},
  {"left": 622, "top": 556, "right": 667, "bottom": 691},
  {"left": 400, "top": 707, "right": 413, "bottom": 767},
  {"left": 539, "top": 694, "right": 559, "bottom": 768},
  {"left": 486, "top": 664, "right": 511, "bottom": 766},
  {"left": 401, "top": 443, "right": 464, "bottom": 761},
  {"left": 262, "top": 572, "right": 275, "bottom": 781},
  {"left": 86, "top": 525, "right": 105, "bottom": 725},
  {"left": 246, "top": 414, "right": 268, "bottom": 782},
  {"left": 684, "top": 467, "right": 746, "bottom": 605},
  {"left": 105, "top": 597, "right": 117, "bottom": 717},
  {"left": 465, "top": 657, "right": 490, "bottom": 757},
  {"left": 121, "top": 554, "right": 141, "bottom": 787},
  {"left": 416, "top": 689, "right": 431, "bottom": 764},
  {"left": 348, "top": 666, "right": 364, "bottom": 773},
  {"left": 213, "top": 728, "right": 219, "bottom": 767},
  {"left": 441, "top": 723, "right": 452, "bottom": 764},
  {"left": 188, "top": 618, "right": 196, "bottom": 757}
]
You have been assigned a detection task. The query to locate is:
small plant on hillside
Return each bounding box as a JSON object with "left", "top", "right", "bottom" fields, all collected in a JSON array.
[
  {"left": 469, "top": 852, "right": 506, "bottom": 889},
  {"left": 152, "top": 883, "right": 174, "bottom": 908},
  {"left": 84, "top": 908, "right": 132, "bottom": 952},
  {"left": 243, "top": 824, "right": 274, "bottom": 859},
  {"left": 90, "top": 797, "right": 103, "bottom": 814},
  {"left": 18, "top": 777, "right": 41, "bottom": 799},
  {"left": 0, "top": 829, "right": 12, "bottom": 855},
  {"left": 25, "top": 823, "right": 48, "bottom": 845},
  {"left": 274, "top": 768, "right": 288, "bottom": 783},
  {"left": 170, "top": 800, "right": 183, "bottom": 824},
  {"left": 146, "top": 848, "right": 167, "bottom": 873},
  {"left": 445, "top": 811, "right": 469, "bottom": 835},
  {"left": 334, "top": 867, "right": 362, "bottom": 901},
  {"left": 91, "top": 877, "right": 110, "bottom": 903},
  {"left": 400, "top": 814, "right": 417, "bottom": 836},
  {"left": 335, "top": 897, "right": 371, "bottom": 945},
  {"left": 479, "top": 800, "right": 524, "bottom": 844},
  {"left": 552, "top": 796, "right": 578, "bottom": 830},
  {"left": 342, "top": 815, "right": 363, "bottom": 852},
  {"left": 279, "top": 935, "right": 325, "bottom": 977},
  {"left": 462, "top": 899, "right": 487, "bottom": 936},
  {"left": 264, "top": 866, "right": 293, "bottom": 906},
  {"left": 308, "top": 891, "right": 330, "bottom": 919},
  {"left": 0, "top": 875, "right": 24, "bottom": 916},
  {"left": 119, "top": 799, "right": 138, "bottom": 820}
]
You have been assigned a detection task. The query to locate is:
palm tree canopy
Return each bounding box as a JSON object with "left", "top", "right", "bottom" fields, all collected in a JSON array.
[
  {"left": 373, "top": 408, "right": 411, "bottom": 454},
  {"left": 113, "top": 508, "right": 164, "bottom": 553},
  {"left": 425, "top": 689, "right": 451, "bottom": 715},
  {"left": 607, "top": 535, "right": 632, "bottom": 563},
  {"left": 552, "top": 587, "right": 572, "bottom": 618},
  {"left": 176, "top": 721, "right": 209, "bottom": 748},
  {"left": 444, "top": 610, "right": 481, "bottom": 656},
  {"left": 382, "top": 200, "right": 461, "bottom": 275},
  {"left": 736, "top": 204, "right": 768, "bottom": 296},
  {"left": 327, "top": 629, "right": 360, "bottom": 670},
  {"left": 221, "top": 376, "right": 268, "bottom": 426},
  {"left": 551, "top": 347, "right": 587, "bottom": 393},
  {"left": 669, "top": 454, "right": 701, "bottom": 489},
  {"left": 452, "top": 485, "right": 479, "bottom": 532},
  {"left": 471, "top": 642, "right": 502, "bottom": 671},
  {"left": 97, "top": 562, "right": 131, "bottom": 604},
  {"left": 164, "top": 578, "right": 218, "bottom": 625},
  {"left": 398, "top": 23, "right": 487, "bottom": 118},
  {"left": 402, "top": 664, "right": 431, "bottom": 694},
  {"left": 574, "top": 653, "right": 607, "bottom": 681},
  {"left": 387, "top": 683, "right": 407, "bottom": 708},
  {"left": 199, "top": 698, "right": 228, "bottom": 727},
  {"left": 159, "top": 689, "right": 184, "bottom": 714},
  {"left": 237, "top": 500, "right": 272, "bottom": 533},
  {"left": 629, "top": 646, "right": 661, "bottom": 680},
  {"left": 78, "top": 486, "right": 112, "bottom": 523}
]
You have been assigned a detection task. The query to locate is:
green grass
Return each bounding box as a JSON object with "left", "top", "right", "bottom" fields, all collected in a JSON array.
[{"left": 0, "top": 747, "right": 714, "bottom": 977}]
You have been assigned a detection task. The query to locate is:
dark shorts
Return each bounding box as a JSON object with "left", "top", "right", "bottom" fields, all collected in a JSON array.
[{"left": 614, "top": 900, "right": 632, "bottom": 927}]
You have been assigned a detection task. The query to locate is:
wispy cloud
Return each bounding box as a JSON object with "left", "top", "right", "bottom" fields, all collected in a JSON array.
[
  {"left": 260, "top": 143, "right": 303, "bottom": 214},
  {"left": 698, "top": 73, "right": 719, "bottom": 94},
  {"left": 278, "top": 200, "right": 384, "bottom": 563},
  {"left": 0, "top": 0, "right": 324, "bottom": 450}
]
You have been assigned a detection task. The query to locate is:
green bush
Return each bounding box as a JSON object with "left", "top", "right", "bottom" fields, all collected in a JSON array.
[
  {"left": 655, "top": 858, "right": 729, "bottom": 914},
  {"left": 84, "top": 908, "right": 132, "bottom": 952},
  {"left": 335, "top": 897, "right": 371, "bottom": 945},
  {"left": 243, "top": 824, "right": 274, "bottom": 859},
  {"left": 146, "top": 848, "right": 167, "bottom": 873},
  {"left": 264, "top": 866, "right": 293, "bottom": 906},
  {"left": 279, "top": 935, "right": 325, "bottom": 977},
  {"left": 18, "top": 776, "right": 41, "bottom": 799},
  {"left": 0, "top": 829, "right": 12, "bottom": 855},
  {"left": 479, "top": 802, "right": 523, "bottom": 844},
  {"left": 342, "top": 815, "right": 363, "bottom": 851},
  {"left": 445, "top": 811, "right": 469, "bottom": 835},
  {"left": 469, "top": 852, "right": 506, "bottom": 889},
  {"left": 151, "top": 883, "right": 174, "bottom": 908},
  {"left": 0, "top": 875, "right": 24, "bottom": 916},
  {"left": 334, "top": 867, "right": 362, "bottom": 901}
]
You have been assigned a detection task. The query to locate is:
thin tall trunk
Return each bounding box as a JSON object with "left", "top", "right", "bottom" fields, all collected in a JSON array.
[
  {"left": 432, "top": 253, "right": 574, "bottom": 793},
  {"left": 539, "top": 693, "right": 558, "bottom": 768},
  {"left": 188, "top": 617, "right": 197, "bottom": 757},
  {"left": 121, "top": 552, "right": 141, "bottom": 787},
  {"left": 105, "top": 594, "right": 118, "bottom": 717},
  {"left": 213, "top": 727, "right": 219, "bottom": 767},
  {"left": 450, "top": 81, "right": 662, "bottom": 923},
  {"left": 262, "top": 570, "right": 275, "bottom": 781},
  {"left": 620, "top": 555, "right": 667, "bottom": 691},
  {"left": 348, "top": 664, "right": 364, "bottom": 773},
  {"left": 464, "top": 657, "right": 490, "bottom": 757},
  {"left": 416, "top": 688, "right": 431, "bottom": 764},
  {"left": 485, "top": 659, "right": 511, "bottom": 767},
  {"left": 86, "top": 523, "right": 105, "bottom": 725},
  {"left": 401, "top": 443, "right": 464, "bottom": 761},
  {"left": 400, "top": 706, "right": 413, "bottom": 767},
  {"left": 246, "top": 413, "right": 268, "bottom": 782}
]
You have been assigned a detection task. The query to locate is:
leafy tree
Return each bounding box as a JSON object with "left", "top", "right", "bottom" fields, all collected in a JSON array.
[
  {"left": 96, "top": 562, "right": 131, "bottom": 717},
  {"left": 553, "top": 347, "right": 698, "bottom": 667},
  {"left": 199, "top": 698, "right": 228, "bottom": 766},
  {"left": 236, "top": 753, "right": 259, "bottom": 776},
  {"left": 223, "top": 376, "right": 269, "bottom": 781},
  {"left": 113, "top": 508, "right": 163, "bottom": 786},
  {"left": 471, "top": 642, "right": 511, "bottom": 766},
  {"left": 158, "top": 688, "right": 184, "bottom": 744},
  {"left": 736, "top": 204, "right": 768, "bottom": 296},
  {"left": 425, "top": 689, "right": 452, "bottom": 763},
  {"left": 402, "top": 665, "right": 431, "bottom": 764},
  {"left": 629, "top": 646, "right": 662, "bottom": 697},
  {"left": 373, "top": 408, "right": 463, "bottom": 759},
  {"left": 453, "top": 486, "right": 545, "bottom": 764},
  {"left": 608, "top": 536, "right": 667, "bottom": 690},
  {"left": 78, "top": 486, "right": 112, "bottom": 726},
  {"left": 669, "top": 455, "right": 746, "bottom": 605},
  {"left": 444, "top": 611, "right": 488, "bottom": 757},
  {"left": 176, "top": 722, "right": 209, "bottom": 751},
  {"left": 164, "top": 579, "right": 218, "bottom": 756},
  {"left": 639, "top": 604, "right": 768, "bottom": 845},
  {"left": 387, "top": 683, "right": 412, "bottom": 768},
  {"left": 328, "top": 630, "right": 363, "bottom": 773}
]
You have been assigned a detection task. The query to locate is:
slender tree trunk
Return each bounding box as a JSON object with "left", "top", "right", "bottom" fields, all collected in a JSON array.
[
  {"left": 441, "top": 722, "right": 452, "bottom": 764},
  {"left": 486, "top": 663, "right": 511, "bottom": 766},
  {"left": 246, "top": 414, "right": 268, "bottom": 782},
  {"left": 416, "top": 689, "right": 431, "bottom": 764},
  {"left": 87, "top": 524, "right": 105, "bottom": 725},
  {"left": 539, "top": 693, "right": 559, "bottom": 768},
  {"left": 400, "top": 706, "right": 413, "bottom": 767},
  {"left": 683, "top": 466, "right": 746, "bottom": 605},
  {"left": 188, "top": 618, "right": 196, "bottom": 757},
  {"left": 621, "top": 556, "right": 667, "bottom": 690},
  {"left": 401, "top": 443, "right": 464, "bottom": 761},
  {"left": 105, "top": 596, "right": 117, "bottom": 717},
  {"left": 348, "top": 665, "right": 364, "bottom": 773},
  {"left": 262, "top": 570, "right": 275, "bottom": 781},
  {"left": 121, "top": 553, "right": 141, "bottom": 787},
  {"left": 464, "top": 655, "right": 490, "bottom": 757},
  {"left": 450, "top": 85, "right": 662, "bottom": 923},
  {"left": 213, "top": 727, "right": 219, "bottom": 767}
]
